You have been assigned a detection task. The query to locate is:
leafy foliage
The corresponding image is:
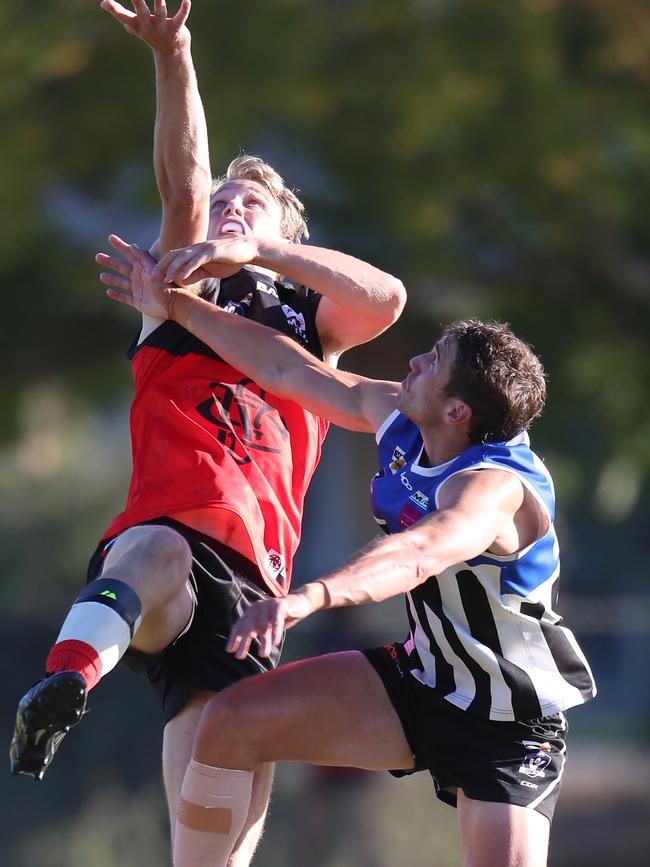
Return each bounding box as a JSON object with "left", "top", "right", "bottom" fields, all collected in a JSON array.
[{"left": 1, "top": 0, "right": 649, "bottom": 566}]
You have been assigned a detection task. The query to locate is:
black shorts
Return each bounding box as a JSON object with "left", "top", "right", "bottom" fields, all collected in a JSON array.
[
  {"left": 86, "top": 518, "right": 282, "bottom": 724},
  {"left": 363, "top": 643, "right": 568, "bottom": 822}
]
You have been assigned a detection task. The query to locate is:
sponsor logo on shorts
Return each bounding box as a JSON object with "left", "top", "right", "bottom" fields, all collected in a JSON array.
[
  {"left": 519, "top": 780, "right": 539, "bottom": 790},
  {"left": 518, "top": 741, "right": 552, "bottom": 779},
  {"left": 389, "top": 447, "right": 406, "bottom": 474},
  {"left": 383, "top": 644, "right": 405, "bottom": 678}
]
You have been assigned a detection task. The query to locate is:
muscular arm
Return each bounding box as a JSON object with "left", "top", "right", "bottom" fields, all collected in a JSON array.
[
  {"left": 308, "top": 469, "right": 525, "bottom": 607},
  {"left": 171, "top": 290, "right": 399, "bottom": 432},
  {"left": 100, "top": 239, "right": 400, "bottom": 431},
  {"left": 101, "top": 0, "right": 211, "bottom": 342},
  {"left": 226, "top": 469, "right": 526, "bottom": 658},
  {"left": 151, "top": 26, "right": 211, "bottom": 255},
  {"left": 152, "top": 237, "right": 407, "bottom": 361},
  {"left": 254, "top": 240, "right": 407, "bottom": 360}
]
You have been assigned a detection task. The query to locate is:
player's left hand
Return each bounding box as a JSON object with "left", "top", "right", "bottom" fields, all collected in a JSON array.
[
  {"left": 152, "top": 237, "right": 260, "bottom": 286},
  {"left": 226, "top": 592, "right": 317, "bottom": 660},
  {"left": 97, "top": 234, "right": 181, "bottom": 319},
  {"left": 100, "top": 0, "right": 192, "bottom": 55}
]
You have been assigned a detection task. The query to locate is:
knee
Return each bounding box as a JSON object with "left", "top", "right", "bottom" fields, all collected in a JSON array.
[
  {"left": 104, "top": 525, "right": 192, "bottom": 600},
  {"left": 194, "top": 690, "right": 262, "bottom": 771}
]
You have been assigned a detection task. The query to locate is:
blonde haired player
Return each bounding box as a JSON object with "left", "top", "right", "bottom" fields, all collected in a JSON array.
[{"left": 9, "top": 4, "right": 405, "bottom": 867}]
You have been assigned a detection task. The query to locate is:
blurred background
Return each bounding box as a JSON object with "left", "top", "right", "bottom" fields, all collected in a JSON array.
[{"left": 1, "top": 0, "right": 649, "bottom": 864}]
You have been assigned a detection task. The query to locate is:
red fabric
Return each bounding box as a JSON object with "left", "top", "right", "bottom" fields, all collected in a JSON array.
[
  {"left": 46, "top": 639, "right": 102, "bottom": 691},
  {"left": 103, "top": 351, "right": 328, "bottom": 596}
]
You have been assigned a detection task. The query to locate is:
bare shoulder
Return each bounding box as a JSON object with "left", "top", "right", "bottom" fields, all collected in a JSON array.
[{"left": 438, "top": 467, "right": 525, "bottom": 513}]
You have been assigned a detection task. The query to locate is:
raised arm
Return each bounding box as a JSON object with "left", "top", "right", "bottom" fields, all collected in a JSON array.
[
  {"left": 150, "top": 234, "right": 406, "bottom": 359},
  {"left": 99, "top": 236, "right": 400, "bottom": 431},
  {"left": 101, "top": 1, "right": 211, "bottom": 256},
  {"left": 227, "top": 468, "right": 526, "bottom": 658},
  {"left": 155, "top": 237, "right": 407, "bottom": 358}
]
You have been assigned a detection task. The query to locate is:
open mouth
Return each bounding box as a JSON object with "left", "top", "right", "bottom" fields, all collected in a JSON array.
[{"left": 220, "top": 221, "right": 246, "bottom": 235}]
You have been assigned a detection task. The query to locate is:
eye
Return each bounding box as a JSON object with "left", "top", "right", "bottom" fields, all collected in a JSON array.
[{"left": 246, "top": 197, "right": 265, "bottom": 209}]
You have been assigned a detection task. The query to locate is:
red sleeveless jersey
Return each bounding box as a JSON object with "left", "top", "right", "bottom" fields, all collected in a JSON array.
[{"left": 102, "top": 270, "right": 329, "bottom": 596}]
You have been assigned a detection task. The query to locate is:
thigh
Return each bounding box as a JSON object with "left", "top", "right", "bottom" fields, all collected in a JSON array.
[
  {"left": 99, "top": 524, "right": 194, "bottom": 654},
  {"left": 195, "top": 650, "right": 416, "bottom": 772},
  {"left": 457, "top": 791, "right": 550, "bottom": 867}
]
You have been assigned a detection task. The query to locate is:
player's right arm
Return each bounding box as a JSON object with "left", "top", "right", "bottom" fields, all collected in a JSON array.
[
  {"left": 101, "top": 238, "right": 400, "bottom": 433},
  {"left": 100, "top": 1, "right": 211, "bottom": 333},
  {"left": 176, "top": 292, "right": 400, "bottom": 432}
]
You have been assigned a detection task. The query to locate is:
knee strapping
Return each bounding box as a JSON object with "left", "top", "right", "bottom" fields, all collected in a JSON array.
[
  {"left": 75, "top": 578, "right": 142, "bottom": 638},
  {"left": 50, "top": 578, "right": 143, "bottom": 680},
  {"left": 174, "top": 760, "right": 254, "bottom": 867}
]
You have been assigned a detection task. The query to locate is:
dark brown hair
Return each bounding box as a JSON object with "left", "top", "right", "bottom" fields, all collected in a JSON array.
[{"left": 442, "top": 320, "right": 546, "bottom": 443}]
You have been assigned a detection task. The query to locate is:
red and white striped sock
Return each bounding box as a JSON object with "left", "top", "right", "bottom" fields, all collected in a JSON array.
[
  {"left": 45, "top": 578, "right": 142, "bottom": 691},
  {"left": 46, "top": 639, "right": 103, "bottom": 690}
]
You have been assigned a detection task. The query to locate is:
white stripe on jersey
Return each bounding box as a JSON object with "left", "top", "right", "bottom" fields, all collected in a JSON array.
[{"left": 407, "top": 561, "right": 595, "bottom": 720}]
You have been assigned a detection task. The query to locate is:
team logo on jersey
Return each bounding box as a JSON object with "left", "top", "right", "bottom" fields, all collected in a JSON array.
[
  {"left": 518, "top": 741, "right": 552, "bottom": 779},
  {"left": 195, "top": 377, "right": 289, "bottom": 465},
  {"left": 389, "top": 446, "right": 406, "bottom": 474},
  {"left": 281, "top": 305, "right": 307, "bottom": 342},
  {"left": 223, "top": 293, "right": 253, "bottom": 316},
  {"left": 264, "top": 548, "right": 286, "bottom": 586},
  {"left": 409, "top": 490, "right": 429, "bottom": 511}
]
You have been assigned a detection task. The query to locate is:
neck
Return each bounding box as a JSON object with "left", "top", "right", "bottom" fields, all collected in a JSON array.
[{"left": 419, "top": 426, "right": 470, "bottom": 468}]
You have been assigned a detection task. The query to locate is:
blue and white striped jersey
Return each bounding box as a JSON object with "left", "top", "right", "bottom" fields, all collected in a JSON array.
[{"left": 371, "top": 410, "right": 596, "bottom": 722}]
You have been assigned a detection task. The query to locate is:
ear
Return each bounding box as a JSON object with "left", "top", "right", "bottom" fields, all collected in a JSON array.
[{"left": 443, "top": 398, "right": 472, "bottom": 428}]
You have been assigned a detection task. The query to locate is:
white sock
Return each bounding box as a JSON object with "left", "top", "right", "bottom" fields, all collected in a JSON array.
[
  {"left": 173, "top": 759, "right": 254, "bottom": 867},
  {"left": 54, "top": 601, "right": 134, "bottom": 674}
]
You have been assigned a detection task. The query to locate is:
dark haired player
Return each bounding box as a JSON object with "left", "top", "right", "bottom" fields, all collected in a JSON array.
[{"left": 99, "top": 247, "right": 596, "bottom": 867}]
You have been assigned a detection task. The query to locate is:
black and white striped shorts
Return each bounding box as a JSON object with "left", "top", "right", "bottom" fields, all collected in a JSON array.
[{"left": 363, "top": 642, "right": 568, "bottom": 821}]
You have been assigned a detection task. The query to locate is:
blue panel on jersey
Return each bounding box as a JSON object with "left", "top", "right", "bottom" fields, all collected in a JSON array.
[{"left": 371, "top": 411, "right": 559, "bottom": 599}]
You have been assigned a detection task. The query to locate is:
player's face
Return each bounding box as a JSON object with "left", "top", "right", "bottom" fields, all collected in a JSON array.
[
  {"left": 209, "top": 179, "right": 284, "bottom": 241},
  {"left": 398, "top": 336, "right": 457, "bottom": 425}
]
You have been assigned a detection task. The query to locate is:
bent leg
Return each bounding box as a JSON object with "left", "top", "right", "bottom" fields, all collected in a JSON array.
[
  {"left": 163, "top": 691, "right": 215, "bottom": 835},
  {"left": 228, "top": 763, "right": 274, "bottom": 867},
  {"left": 164, "top": 694, "right": 275, "bottom": 867},
  {"left": 11, "top": 524, "right": 195, "bottom": 781},
  {"left": 48, "top": 523, "right": 194, "bottom": 685},
  {"left": 173, "top": 651, "right": 414, "bottom": 867},
  {"left": 103, "top": 524, "right": 194, "bottom": 655},
  {"left": 194, "top": 650, "right": 415, "bottom": 772},
  {"left": 457, "top": 790, "right": 550, "bottom": 867}
]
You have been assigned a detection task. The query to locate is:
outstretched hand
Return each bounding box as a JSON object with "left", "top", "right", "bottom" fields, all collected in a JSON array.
[
  {"left": 152, "top": 237, "right": 260, "bottom": 285},
  {"left": 226, "top": 592, "right": 318, "bottom": 660},
  {"left": 97, "top": 234, "right": 180, "bottom": 320},
  {"left": 100, "top": 0, "right": 191, "bottom": 53}
]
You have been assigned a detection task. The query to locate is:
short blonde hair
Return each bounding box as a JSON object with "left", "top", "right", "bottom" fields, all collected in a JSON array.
[{"left": 211, "top": 155, "right": 309, "bottom": 243}]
